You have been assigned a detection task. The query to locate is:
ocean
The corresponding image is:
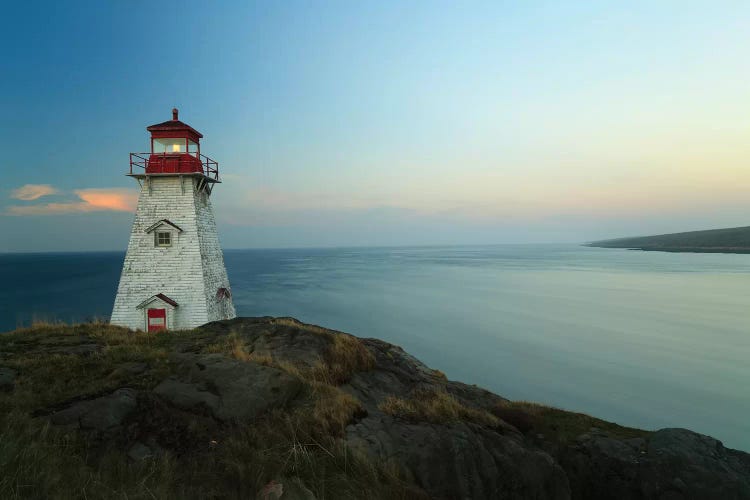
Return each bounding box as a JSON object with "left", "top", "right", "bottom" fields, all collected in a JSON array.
[{"left": 1, "top": 244, "right": 748, "bottom": 451}]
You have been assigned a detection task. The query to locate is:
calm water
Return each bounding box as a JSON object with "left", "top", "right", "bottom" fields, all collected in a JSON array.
[{"left": 1, "top": 245, "right": 748, "bottom": 451}]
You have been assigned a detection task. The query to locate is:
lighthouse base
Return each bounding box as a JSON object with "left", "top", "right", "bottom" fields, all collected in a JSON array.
[{"left": 111, "top": 175, "right": 236, "bottom": 331}]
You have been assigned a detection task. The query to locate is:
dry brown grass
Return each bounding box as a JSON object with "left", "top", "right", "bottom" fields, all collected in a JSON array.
[
  {"left": 195, "top": 328, "right": 366, "bottom": 438},
  {"left": 228, "top": 334, "right": 274, "bottom": 366},
  {"left": 313, "top": 333, "right": 375, "bottom": 385},
  {"left": 202, "top": 331, "right": 275, "bottom": 366},
  {"left": 269, "top": 317, "right": 333, "bottom": 335},
  {"left": 380, "top": 389, "right": 500, "bottom": 428},
  {"left": 307, "top": 383, "right": 365, "bottom": 437},
  {"left": 267, "top": 318, "right": 376, "bottom": 384}
]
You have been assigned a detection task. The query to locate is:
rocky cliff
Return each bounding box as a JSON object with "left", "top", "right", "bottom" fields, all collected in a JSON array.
[{"left": 0, "top": 317, "right": 747, "bottom": 499}]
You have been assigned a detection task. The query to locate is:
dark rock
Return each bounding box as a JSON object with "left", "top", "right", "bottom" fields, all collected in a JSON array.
[
  {"left": 50, "top": 388, "right": 138, "bottom": 432},
  {"left": 108, "top": 362, "right": 149, "bottom": 380},
  {"left": 0, "top": 366, "right": 17, "bottom": 391},
  {"left": 119, "top": 362, "right": 149, "bottom": 375},
  {"left": 153, "top": 378, "right": 219, "bottom": 413},
  {"left": 127, "top": 441, "right": 154, "bottom": 461},
  {"left": 347, "top": 414, "right": 570, "bottom": 499},
  {"left": 153, "top": 353, "right": 303, "bottom": 421},
  {"left": 344, "top": 338, "right": 456, "bottom": 411},
  {"left": 198, "top": 317, "right": 333, "bottom": 370},
  {"left": 561, "top": 427, "right": 750, "bottom": 499}
]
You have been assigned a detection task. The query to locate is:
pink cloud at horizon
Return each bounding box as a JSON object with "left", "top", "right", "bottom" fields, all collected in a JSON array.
[
  {"left": 76, "top": 189, "right": 138, "bottom": 212},
  {"left": 5, "top": 188, "right": 138, "bottom": 216}
]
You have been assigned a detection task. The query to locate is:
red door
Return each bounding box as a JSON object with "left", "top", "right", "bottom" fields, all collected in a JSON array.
[{"left": 147, "top": 308, "right": 167, "bottom": 332}]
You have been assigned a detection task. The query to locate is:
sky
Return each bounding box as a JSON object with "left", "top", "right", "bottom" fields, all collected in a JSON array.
[{"left": 1, "top": 1, "right": 749, "bottom": 252}]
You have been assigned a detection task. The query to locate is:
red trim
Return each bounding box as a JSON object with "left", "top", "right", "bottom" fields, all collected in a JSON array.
[
  {"left": 146, "top": 153, "right": 204, "bottom": 174},
  {"left": 129, "top": 152, "right": 219, "bottom": 180}
]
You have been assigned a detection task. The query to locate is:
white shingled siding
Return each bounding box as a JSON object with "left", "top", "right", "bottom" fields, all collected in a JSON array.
[
  {"left": 111, "top": 176, "right": 236, "bottom": 330},
  {"left": 195, "top": 189, "right": 237, "bottom": 322}
]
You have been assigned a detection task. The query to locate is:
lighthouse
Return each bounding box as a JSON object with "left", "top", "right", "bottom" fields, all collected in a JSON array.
[{"left": 111, "top": 109, "right": 236, "bottom": 331}]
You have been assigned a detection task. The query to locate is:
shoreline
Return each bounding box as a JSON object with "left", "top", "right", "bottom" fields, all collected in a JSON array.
[{"left": 586, "top": 244, "right": 750, "bottom": 254}]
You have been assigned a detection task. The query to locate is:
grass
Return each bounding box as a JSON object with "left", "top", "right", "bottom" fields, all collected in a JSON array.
[
  {"left": 202, "top": 330, "right": 368, "bottom": 438},
  {"left": 491, "top": 401, "right": 650, "bottom": 446},
  {"left": 379, "top": 390, "right": 649, "bottom": 449},
  {"left": 0, "top": 321, "right": 420, "bottom": 499},
  {"left": 0, "top": 404, "right": 414, "bottom": 499},
  {"left": 0, "top": 325, "right": 172, "bottom": 414},
  {"left": 204, "top": 324, "right": 375, "bottom": 386},
  {"left": 0, "top": 409, "right": 180, "bottom": 499},
  {"left": 306, "top": 383, "right": 365, "bottom": 437},
  {"left": 205, "top": 331, "right": 275, "bottom": 365},
  {"left": 379, "top": 389, "right": 500, "bottom": 428},
  {"left": 212, "top": 410, "right": 424, "bottom": 500},
  {"left": 269, "top": 318, "right": 376, "bottom": 385},
  {"left": 313, "top": 333, "right": 376, "bottom": 385}
]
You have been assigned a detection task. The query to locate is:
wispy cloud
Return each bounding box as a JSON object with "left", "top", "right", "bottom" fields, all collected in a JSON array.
[
  {"left": 5, "top": 188, "right": 138, "bottom": 216},
  {"left": 75, "top": 189, "right": 138, "bottom": 212},
  {"left": 11, "top": 184, "right": 57, "bottom": 201}
]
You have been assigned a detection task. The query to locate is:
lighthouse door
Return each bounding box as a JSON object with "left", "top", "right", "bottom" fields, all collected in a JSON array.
[{"left": 147, "top": 308, "right": 167, "bottom": 332}]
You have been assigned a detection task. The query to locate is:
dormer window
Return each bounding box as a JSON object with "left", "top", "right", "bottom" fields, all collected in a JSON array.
[
  {"left": 145, "top": 219, "right": 183, "bottom": 247},
  {"left": 155, "top": 231, "right": 172, "bottom": 247}
]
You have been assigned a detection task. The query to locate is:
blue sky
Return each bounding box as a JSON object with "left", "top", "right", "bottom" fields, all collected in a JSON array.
[{"left": 1, "top": 1, "right": 749, "bottom": 252}]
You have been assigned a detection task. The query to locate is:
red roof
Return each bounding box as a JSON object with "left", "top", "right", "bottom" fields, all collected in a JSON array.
[
  {"left": 146, "top": 108, "right": 203, "bottom": 139},
  {"left": 154, "top": 293, "right": 179, "bottom": 307},
  {"left": 136, "top": 293, "right": 179, "bottom": 309}
]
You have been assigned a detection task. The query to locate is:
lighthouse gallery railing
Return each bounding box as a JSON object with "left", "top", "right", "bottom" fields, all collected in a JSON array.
[{"left": 129, "top": 152, "right": 220, "bottom": 181}]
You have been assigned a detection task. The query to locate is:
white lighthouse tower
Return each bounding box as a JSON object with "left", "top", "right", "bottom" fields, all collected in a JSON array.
[{"left": 111, "top": 109, "right": 236, "bottom": 331}]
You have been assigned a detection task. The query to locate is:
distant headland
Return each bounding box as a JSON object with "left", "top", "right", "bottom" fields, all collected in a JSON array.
[{"left": 587, "top": 225, "right": 750, "bottom": 254}]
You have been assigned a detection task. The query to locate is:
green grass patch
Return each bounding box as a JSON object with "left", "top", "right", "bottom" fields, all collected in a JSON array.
[{"left": 492, "top": 401, "right": 651, "bottom": 446}]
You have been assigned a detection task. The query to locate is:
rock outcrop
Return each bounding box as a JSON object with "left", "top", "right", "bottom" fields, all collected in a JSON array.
[
  {"left": 0, "top": 366, "right": 16, "bottom": 392},
  {"left": 153, "top": 353, "right": 303, "bottom": 422},
  {"left": 50, "top": 388, "right": 138, "bottom": 434},
  {"left": 560, "top": 427, "right": 750, "bottom": 499},
  {"left": 1, "top": 317, "right": 748, "bottom": 499}
]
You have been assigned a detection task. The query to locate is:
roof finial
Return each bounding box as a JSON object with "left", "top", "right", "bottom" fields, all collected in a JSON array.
[{"left": 172, "top": 108, "right": 179, "bottom": 120}]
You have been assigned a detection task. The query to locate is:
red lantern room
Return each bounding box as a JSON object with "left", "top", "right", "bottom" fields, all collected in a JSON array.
[{"left": 128, "top": 108, "right": 219, "bottom": 182}]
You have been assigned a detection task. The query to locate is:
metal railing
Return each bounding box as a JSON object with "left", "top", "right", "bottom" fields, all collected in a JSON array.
[{"left": 129, "top": 152, "right": 220, "bottom": 181}]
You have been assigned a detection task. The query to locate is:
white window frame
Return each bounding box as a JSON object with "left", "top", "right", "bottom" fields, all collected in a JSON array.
[{"left": 155, "top": 231, "right": 172, "bottom": 247}]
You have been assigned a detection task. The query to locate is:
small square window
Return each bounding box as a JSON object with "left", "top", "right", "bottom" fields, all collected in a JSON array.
[{"left": 155, "top": 231, "right": 171, "bottom": 247}]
